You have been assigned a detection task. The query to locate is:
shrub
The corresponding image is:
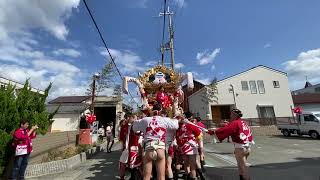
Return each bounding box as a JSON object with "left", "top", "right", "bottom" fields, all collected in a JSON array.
[
  {"left": 0, "top": 80, "right": 57, "bottom": 175},
  {"left": 76, "top": 144, "right": 92, "bottom": 154}
]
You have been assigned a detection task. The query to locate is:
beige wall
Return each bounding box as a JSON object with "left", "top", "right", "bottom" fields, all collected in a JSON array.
[
  {"left": 189, "top": 66, "right": 294, "bottom": 119},
  {"left": 50, "top": 113, "right": 80, "bottom": 132}
]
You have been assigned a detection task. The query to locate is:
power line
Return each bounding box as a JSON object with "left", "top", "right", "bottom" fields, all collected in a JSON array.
[{"left": 83, "top": 0, "right": 138, "bottom": 106}]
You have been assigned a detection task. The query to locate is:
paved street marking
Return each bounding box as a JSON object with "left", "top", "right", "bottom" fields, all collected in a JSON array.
[{"left": 204, "top": 147, "right": 238, "bottom": 166}]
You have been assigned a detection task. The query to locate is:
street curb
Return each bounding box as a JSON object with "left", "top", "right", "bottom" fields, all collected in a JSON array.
[{"left": 25, "top": 142, "right": 109, "bottom": 178}]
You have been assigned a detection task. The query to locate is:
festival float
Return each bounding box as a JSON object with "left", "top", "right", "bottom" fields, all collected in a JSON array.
[{"left": 122, "top": 7, "right": 194, "bottom": 117}]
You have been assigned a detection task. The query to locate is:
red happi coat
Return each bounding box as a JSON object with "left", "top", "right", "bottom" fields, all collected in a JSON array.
[
  {"left": 119, "top": 123, "right": 129, "bottom": 149},
  {"left": 128, "top": 127, "right": 142, "bottom": 168},
  {"left": 215, "top": 118, "right": 253, "bottom": 145},
  {"left": 176, "top": 122, "right": 202, "bottom": 155},
  {"left": 119, "top": 122, "right": 142, "bottom": 168}
]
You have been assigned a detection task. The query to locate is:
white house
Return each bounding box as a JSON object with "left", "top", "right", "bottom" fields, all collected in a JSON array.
[
  {"left": 0, "top": 76, "right": 44, "bottom": 94},
  {"left": 188, "top": 65, "right": 294, "bottom": 124},
  {"left": 47, "top": 96, "right": 123, "bottom": 135}
]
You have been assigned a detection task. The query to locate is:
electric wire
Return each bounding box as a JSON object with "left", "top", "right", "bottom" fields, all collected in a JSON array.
[
  {"left": 83, "top": 0, "right": 138, "bottom": 106},
  {"left": 161, "top": 0, "right": 167, "bottom": 65}
]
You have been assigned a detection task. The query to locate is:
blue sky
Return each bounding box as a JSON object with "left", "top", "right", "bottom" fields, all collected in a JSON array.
[{"left": 1, "top": 0, "right": 320, "bottom": 105}]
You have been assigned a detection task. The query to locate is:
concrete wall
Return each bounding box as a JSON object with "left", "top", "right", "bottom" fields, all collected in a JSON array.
[
  {"left": 188, "top": 88, "right": 210, "bottom": 120},
  {"left": 50, "top": 114, "right": 80, "bottom": 132},
  {"left": 189, "top": 66, "right": 294, "bottom": 119}
]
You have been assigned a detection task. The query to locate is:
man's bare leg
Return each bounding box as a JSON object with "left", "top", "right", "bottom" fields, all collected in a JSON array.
[
  {"left": 188, "top": 155, "right": 198, "bottom": 179},
  {"left": 166, "top": 155, "right": 173, "bottom": 179},
  {"left": 183, "top": 155, "right": 190, "bottom": 178},
  {"left": 109, "top": 139, "right": 114, "bottom": 152},
  {"left": 119, "top": 162, "right": 126, "bottom": 180},
  {"left": 144, "top": 150, "right": 154, "bottom": 180},
  {"left": 156, "top": 149, "right": 166, "bottom": 180},
  {"left": 235, "top": 148, "right": 250, "bottom": 180}
]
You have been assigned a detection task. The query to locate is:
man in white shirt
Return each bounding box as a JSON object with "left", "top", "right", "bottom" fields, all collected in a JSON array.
[{"left": 132, "top": 104, "right": 179, "bottom": 180}]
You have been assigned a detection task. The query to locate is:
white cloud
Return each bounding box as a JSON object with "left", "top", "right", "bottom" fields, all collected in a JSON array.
[
  {"left": 174, "top": 0, "right": 186, "bottom": 8},
  {"left": 211, "top": 65, "right": 216, "bottom": 71},
  {"left": 175, "top": 63, "right": 185, "bottom": 69},
  {"left": 129, "top": 0, "right": 148, "bottom": 8},
  {"left": 0, "top": 59, "right": 88, "bottom": 99},
  {"left": 196, "top": 78, "right": 211, "bottom": 85},
  {"left": 132, "top": 0, "right": 185, "bottom": 9},
  {"left": 100, "top": 48, "right": 145, "bottom": 74},
  {"left": 145, "top": 61, "right": 157, "bottom": 67},
  {"left": 191, "top": 71, "right": 200, "bottom": 77},
  {"left": 53, "top": 48, "right": 81, "bottom": 57},
  {"left": 264, "top": 43, "right": 271, "bottom": 48},
  {"left": 283, "top": 48, "right": 320, "bottom": 90},
  {"left": 0, "top": 0, "right": 80, "bottom": 41},
  {"left": 0, "top": 1, "right": 91, "bottom": 99},
  {"left": 197, "top": 48, "right": 221, "bottom": 65},
  {"left": 32, "top": 59, "right": 80, "bottom": 74},
  {"left": 0, "top": 1, "right": 80, "bottom": 64}
]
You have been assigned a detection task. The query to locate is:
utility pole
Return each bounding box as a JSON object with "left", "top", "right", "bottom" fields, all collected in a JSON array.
[
  {"left": 91, "top": 73, "right": 100, "bottom": 114},
  {"left": 230, "top": 84, "right": 237, "bottom": 108},
  {"left": 160, "top": 6, "right": 175, "bottom": 70}
]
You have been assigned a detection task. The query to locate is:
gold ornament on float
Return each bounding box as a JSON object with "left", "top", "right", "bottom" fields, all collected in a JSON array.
[{"left": 139, "top": 65, "right": 182, "bottom": 93}]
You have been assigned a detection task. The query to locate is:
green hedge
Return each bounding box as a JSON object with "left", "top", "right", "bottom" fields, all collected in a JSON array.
[{"left": 0, "top": 80, "right": 57, "bottom": 175}]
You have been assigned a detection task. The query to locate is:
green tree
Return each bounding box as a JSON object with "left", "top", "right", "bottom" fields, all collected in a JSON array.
[
  {"left": 86, "top": 61, "right": 117, "bottom": 95},
  {"left": 200, "top": 78, "right": 218, "bottom": 105},
  {"left": 112, "top": 84, "right": 122, "bottom": 97},
  {"left": 0, "top": 80, "right": 57, "bottom": 175}
]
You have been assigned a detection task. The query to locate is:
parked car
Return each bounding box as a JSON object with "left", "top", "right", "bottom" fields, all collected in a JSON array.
[{"left": 277, "top": 112, "right": 320, "bottom": 139}]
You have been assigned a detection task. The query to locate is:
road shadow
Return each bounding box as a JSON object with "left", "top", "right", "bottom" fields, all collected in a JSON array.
[
  {"left": 269, "top": 135, "right": 319, "bottom": 140},
  {"left": 203, "top": 156, "right": 320, "bottom": 180},
  {"left": 81, "top": 150, "right": 123, "bottom": 180}
]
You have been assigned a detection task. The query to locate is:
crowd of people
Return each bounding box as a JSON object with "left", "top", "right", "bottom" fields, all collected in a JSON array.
[{"left": 117, "top": 104, "right": 254, "bottom": 180}]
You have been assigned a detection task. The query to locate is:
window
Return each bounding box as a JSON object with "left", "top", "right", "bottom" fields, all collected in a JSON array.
[
  {"left": 303, "top": 114, "right": 318, "bottom": 122},
  {"left": 259, "top": 106, "right": 275, "bottom": 118},
  {"left": 249, "top": 81, "right": 257, "bottom": 94},
  {"left": 273, "top": 81, "right": 280, "bottom": 88},
  {"left": 315, "top": 87, "right": 320, "bottom": 92},
  {"left": 241, "top": 81, "right": 249, "bottom": 91},
  {"left": 257, "top": 80, "right": 265, "bottom": 94}
]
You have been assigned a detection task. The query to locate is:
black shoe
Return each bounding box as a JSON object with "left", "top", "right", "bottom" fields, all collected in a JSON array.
[
  {"left": 197, "top": 169, "right": 206, "bottom": 180},
  {"left": 200, "top": 160, "right": 206, "bottom": 172},
  {"left": 240, "top": 175, "right": 245, "bottom": 180}
]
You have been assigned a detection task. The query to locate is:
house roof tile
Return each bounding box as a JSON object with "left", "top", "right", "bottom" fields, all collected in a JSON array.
[{"left": 48, "top": 96, "right": 90, "bottom": 104}]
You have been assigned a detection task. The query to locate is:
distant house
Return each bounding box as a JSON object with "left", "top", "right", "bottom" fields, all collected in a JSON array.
[
  {"left": 47, "top": 96, "right": 123, "bottom": 135},
  {"left": 188, "top": 65, "right": 294, "bottom": 124},
  {"left": 292, "top": 93, "right": 320, "bottom": 112},
  {"left": 182, "top": 80, "right": 205, "bottom": 112},
  {"left": 0, "top": 76, "right": 44, "bottom": 94},
  {"left": 292, "top": 81, "right": 320, "bottom": 112},
  {"left": 292, "top": 82, "right": 320, "bottom": 95}
]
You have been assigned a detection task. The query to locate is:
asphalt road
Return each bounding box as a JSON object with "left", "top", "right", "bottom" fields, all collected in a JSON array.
[
  {"left": 203, "top": 135, "right": 320, "bottom": 180},
  {"left": 28, "top": 135, "right": 320, "bottom": 180}
]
